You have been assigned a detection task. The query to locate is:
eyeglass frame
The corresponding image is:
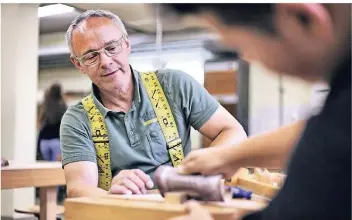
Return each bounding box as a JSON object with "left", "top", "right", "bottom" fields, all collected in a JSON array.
[{"left": 73, "top": 34, "right": 127, "bottom": 66}]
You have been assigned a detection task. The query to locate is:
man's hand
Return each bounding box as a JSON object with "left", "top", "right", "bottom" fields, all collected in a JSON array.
[
  {"left": 177, "top": 146, "right": 239, "bottom": 179},
  {"left": 169, "top": 201, "right": 214, "bottom": 220},
  {"left": 109, "top": 169, "right": 154, "bottom": 194}
]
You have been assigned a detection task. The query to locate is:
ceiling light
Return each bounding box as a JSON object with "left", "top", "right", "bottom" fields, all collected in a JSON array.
[{"left": 38, "top": 4, "right": 75, "bottom": 18}]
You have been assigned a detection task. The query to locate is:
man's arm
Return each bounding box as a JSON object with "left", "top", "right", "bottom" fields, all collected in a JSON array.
[
  {"left": 60, "top": 106, "right": 106, "bottom": 197},
  {"left": 229, "top": 120, "right": 305, "bottom": 169},
  {"left": 178, "top": 120, "right": 305, "bottom": 177},
  {"left": 199, "top": 105, "right": 247, "bottom": 148},
  {"left": 160, "top": 69, "right": 247, "bottom": 148},
  {"left": 61, "top": 106, "right": 154, "bottom": 197},
  {"left": 64, "top": 161, "right": 108, "bottom": 198}
]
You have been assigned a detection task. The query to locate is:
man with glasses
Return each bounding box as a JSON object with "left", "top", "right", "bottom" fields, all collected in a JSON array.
[{"left": 60, "top": 9, "right": 247, "bottom": 197}]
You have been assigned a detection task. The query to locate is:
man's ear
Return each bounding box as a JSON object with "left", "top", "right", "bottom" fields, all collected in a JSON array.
[
  {"left": 125, "top": 37, "right": 131, "bottom": 54},
  {"left": 70, "top": 55, "right": 85, "bottom": 73},
  {"left": 276, "top": 4, "right": 334, "bottom": 45}
]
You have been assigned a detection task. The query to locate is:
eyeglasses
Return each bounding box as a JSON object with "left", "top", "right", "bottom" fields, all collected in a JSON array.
[{"left": 75, "top": 35, "right": 126, "bottom": 66}]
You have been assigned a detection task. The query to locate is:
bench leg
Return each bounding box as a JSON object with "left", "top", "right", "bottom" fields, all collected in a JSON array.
[{"left": 40, "top": 186, "right": 57, "bottom": 220}]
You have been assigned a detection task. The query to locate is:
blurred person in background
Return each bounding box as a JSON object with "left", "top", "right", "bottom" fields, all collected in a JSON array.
[
  {"left": 61, "top": 9, "right": 247, "bottom": 198},
  {"left": 37, "top": 82, "right": 68, "bottom": 203},
  {"left": 37, "top": 83, "right": 67, "bottom": 162},
  {"left": 165, "top": 3, "right": 351, "bottom": 220}
]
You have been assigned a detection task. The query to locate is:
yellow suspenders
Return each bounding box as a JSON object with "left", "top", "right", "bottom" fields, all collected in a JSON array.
[
  {"left": 82, "top": 95, "right": 112, "bottom": 191},
  {"left": 82, "top": 71, "right": 184, "bottom": 190},
  {"left": 140, "top": 72, "right": 185, "bottom": 167}
]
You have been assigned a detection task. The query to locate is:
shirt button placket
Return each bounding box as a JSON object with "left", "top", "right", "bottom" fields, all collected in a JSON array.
[
  {"left": 124, "top": 116, "right": 129, "bottom": 130},
  {"left": 124, "top": 116, "right": 133, "bottom": 139}
]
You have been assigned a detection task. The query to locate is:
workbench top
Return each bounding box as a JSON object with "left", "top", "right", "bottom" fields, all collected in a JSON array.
[
  {"left": 64, "top": 192, "right": 267, "bottom": 220},
  {"left": 1, "top": 160, "right": 66, "bottom": 220},
  {"left": 1, "top": 161, "right": 62, "bottom": 170},
  {"left": 1, "top": 161, "right": 65, "bottom": 189}
]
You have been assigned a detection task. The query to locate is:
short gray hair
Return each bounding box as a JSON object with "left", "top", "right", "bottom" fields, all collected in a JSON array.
[{"left": 65, "top": 9, "right": 128, "bottom": 55}]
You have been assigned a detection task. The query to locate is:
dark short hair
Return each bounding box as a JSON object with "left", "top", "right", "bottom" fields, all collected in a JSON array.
[{"left": 163, "top": 4, "right": 276, "bottom": 34}]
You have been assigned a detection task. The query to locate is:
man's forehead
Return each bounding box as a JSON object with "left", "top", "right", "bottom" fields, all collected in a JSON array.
[
  {"left": 74, "top": 17, "right": 117, "bottom": 35},
  {"left": 71, "top": 17, "right": 122, "bottom": 55}
]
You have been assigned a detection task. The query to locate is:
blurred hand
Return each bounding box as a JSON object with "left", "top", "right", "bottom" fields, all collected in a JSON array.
[
  {"left": 109, "top": 169, "right": 154, "bottom": 194},
  {"left": 169, "top": 201, "right": 214, "bottom": 220},
  {"left": 177, "top": 146, "right": 239, "bottom": 179},
  {"left": 169, "top": 200, "right": 242, "bottom": 220}
]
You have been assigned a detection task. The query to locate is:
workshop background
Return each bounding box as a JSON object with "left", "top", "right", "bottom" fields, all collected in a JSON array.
[{"left": 1, "top": 3, "right": 329, "bottom": 219}]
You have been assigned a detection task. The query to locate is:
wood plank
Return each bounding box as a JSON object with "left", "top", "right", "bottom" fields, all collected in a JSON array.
[
  {"left": 40, "top": 186, "right": 58, "bottom": 220},
  {"left": 1, "top": 161, "right": 65, "bottom": 189},
  {"left": 164, "top": 192, "right": 189, "bottom": 204},
  {"left": 1, "top": 161, "right": 62, "bottom": 170},
  {"left": 106, "top": 192, "right": 266, "bottom": 210},
  {"left": 105, "top": 193, "right": 164, "bottom": 202},
  {"left": 64, "top": 196, "right": 265, "bottom": 220},
  {"left": 225, "top": 167, "right": 284, "bottom": 199},
  {"left": 237, "top": 178, "right": 279, "bottom": 198}
]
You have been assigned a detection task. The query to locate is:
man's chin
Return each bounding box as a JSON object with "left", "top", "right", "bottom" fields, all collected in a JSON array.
[{"left": 107, "top": 84, "right": 128, "bottom": 93}]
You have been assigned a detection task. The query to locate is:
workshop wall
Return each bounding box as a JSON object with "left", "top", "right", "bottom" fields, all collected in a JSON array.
[{"left": 249, "top": 62, "right": 328, "bottom": 136}]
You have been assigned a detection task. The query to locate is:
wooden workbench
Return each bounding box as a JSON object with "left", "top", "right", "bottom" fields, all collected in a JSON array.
[
  {"left": 1, "top": 161, "right": 66, "bottom": 220},
  {"left": 64, "top": 191, "right": 267, "bottom": 220}
]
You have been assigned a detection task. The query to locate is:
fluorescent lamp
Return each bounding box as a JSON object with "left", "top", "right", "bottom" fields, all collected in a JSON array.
[{"left": 38, "top": 4, "right": 75, "bottom": 17}]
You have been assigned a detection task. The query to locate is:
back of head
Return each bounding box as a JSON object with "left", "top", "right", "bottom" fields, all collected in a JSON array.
[
  {"left": 164, "top": 4, "right": 351, "bottom": 81},
  {"left": 163, "top": 4, "right": 276, "bottom": 33},
  {"left": 47, "top": 83, "right": 63, "bottom": 101},
  {"left": 41, "top": 83, "right": 67, "bottom": 126}
]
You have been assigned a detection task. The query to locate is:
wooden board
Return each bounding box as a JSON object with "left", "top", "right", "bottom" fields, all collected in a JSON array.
[
  {"left": 105, "top": 193, "right": 266, "bottom": 210},
  {"left": 2, "top": 161, "right": 66, "bottom": 220},
  {"left": 225, "top": 167, "right": 284, "bottom": 198},
  {"left": 237, "top": 178, "right": 279, "bottom": 199},
  {"left": 64, "top": 194, "right": 266, "bottom": 220},
  {"left": 106, "top": 193, "right": 164, "bottom": 202},
  {"left": 1, "top": 161, "right": 65, "bottom": 189}
]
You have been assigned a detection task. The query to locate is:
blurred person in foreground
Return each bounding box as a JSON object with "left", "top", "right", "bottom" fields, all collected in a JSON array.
[
  {"left": 61, "top": 9, "right": 247, "bottom": 198},
  {"left": 164, "top": 3, "right": 351, "bottom": 220}
]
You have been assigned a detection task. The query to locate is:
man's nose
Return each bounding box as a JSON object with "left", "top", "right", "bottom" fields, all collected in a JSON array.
[{"left": 99, "top": 51, "right": 113, "bottom": 69}]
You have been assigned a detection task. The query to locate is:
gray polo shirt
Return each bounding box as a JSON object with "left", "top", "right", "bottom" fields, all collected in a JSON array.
[{"left": 60, "top": 67, "right": 219, "bottom": 181}]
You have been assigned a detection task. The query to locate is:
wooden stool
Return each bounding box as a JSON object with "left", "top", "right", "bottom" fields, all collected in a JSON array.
[{"left": 15, "top": 205, "right": 64, "bottom": 220}]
